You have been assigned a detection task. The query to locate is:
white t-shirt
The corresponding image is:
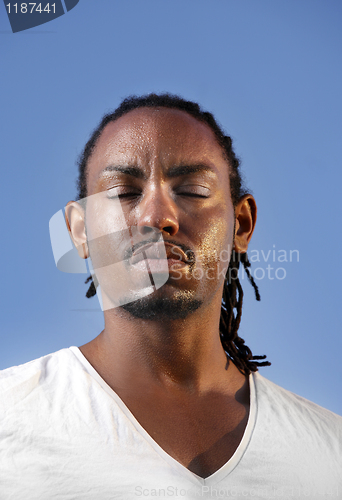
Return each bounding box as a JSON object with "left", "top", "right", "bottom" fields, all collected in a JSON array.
[{"left": 0, "top": 347, "right": 341, "bottom": 499}]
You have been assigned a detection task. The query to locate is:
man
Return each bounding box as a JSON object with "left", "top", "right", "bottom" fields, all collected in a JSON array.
[{"left": 1, "top": 94, "right": 341, "bottom": 499}]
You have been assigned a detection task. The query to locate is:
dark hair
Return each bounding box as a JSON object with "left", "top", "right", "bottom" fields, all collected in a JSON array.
[{"left": 77, "top": 93, "right": 270, "bottom": 374}]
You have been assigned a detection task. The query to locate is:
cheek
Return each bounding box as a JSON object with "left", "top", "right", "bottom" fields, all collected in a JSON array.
[
  {"left": 85, "top": 198, "right": 128, "bottom": 240},
  {"left": 85, "top": 201, "right": 132, "bottom": 269},
  {"left": 191, "top": 205, "right": 235, "bottom": 266}
]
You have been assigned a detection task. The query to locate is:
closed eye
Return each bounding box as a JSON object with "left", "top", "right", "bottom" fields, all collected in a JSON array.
[
  {"left": 106, "top": 187, "right": 141, "bottom": 200},
  {"left": 181, "top": 193, "right": 208, "bottom": 198},
  {"left": 176, "top": 186, "right": 210, "bottom": 198}
]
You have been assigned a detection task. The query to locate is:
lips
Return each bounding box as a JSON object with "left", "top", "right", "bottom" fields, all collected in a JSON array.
[
  {"left": 129, "top": 241, "right": 164, "bottom": 265},
  {"left": 130, "top": 242, "right": 190, "bottom": 265},
  {"left": 164, "top": 243, "right": 189, "bottom": 263}
]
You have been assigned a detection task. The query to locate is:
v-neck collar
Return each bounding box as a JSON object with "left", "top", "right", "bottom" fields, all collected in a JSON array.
[{"left": 69, "top": 346, "right": 257, "bottom": 486}]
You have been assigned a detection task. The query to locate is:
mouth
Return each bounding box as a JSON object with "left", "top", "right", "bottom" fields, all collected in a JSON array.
[
  {"left": 129, "top": 242, "right": 162, "bottom": 265},
  {"left": 164, "top": 243, "right": 190, "bottom": 264},
  {"left": 129, "top": 242, "right": 192, "bottom": 269}
]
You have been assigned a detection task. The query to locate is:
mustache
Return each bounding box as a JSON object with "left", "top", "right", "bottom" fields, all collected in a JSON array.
[
  {"left": 87, "top": 228, "right": 196, "bottom": 269},
  {"left": 125, "top": 238, "right": 196, "bottom": 263}
]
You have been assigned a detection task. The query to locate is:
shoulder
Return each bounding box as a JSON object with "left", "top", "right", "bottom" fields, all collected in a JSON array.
[
  {"left": 252, "top": 371, "right": 342, "bottom": 447},
  {"left": 253, "top": 371, "right": 341, "bottom": 418},
  {"left": 0, "top": 348, "right": 80, "bottom": 408},
  {"left": 241, "top": 373, "right": 342, "bottom": 492}
]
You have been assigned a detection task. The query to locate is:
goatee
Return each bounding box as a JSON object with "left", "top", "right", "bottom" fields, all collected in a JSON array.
[{"left": 120, "top": 292, "right": 202, "bottom": 320}]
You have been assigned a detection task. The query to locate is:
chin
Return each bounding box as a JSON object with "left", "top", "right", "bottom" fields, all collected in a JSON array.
[{"left": 120, "top": 289, "right": 203, "bottom": 320}]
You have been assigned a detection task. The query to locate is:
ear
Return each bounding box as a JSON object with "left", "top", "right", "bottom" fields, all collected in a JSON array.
[
  {"left": 233, "top": 194, "right": 257, "bottom": 253},
  {"left": 65, "top": 201, "right": 89, "bottom": 259}
]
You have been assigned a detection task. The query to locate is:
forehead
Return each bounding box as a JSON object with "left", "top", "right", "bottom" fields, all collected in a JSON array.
[{"left": 86, "top": 107, "right": 229, "bottom": 192}]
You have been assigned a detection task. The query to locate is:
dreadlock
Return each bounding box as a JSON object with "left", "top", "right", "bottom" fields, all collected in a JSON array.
[
  {"left": 221, "top": 252, "right": 270, "bottom": 374},
  {"left": 76, "top": 93, "right": 270, "bottom": 374}
]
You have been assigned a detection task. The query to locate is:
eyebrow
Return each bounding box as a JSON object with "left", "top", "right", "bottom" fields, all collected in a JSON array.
[
  {"left": 166, "top": 164, "right": 216, "bottom": 178},
  {"left": 98, "top": 163, "right": 216, "bottom": 180},
  {"left": 99, "top": 165, "right": 147, "bottom": 180}
]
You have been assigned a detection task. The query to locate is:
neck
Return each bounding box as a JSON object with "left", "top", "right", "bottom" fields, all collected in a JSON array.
[{"left": 79, "top": 287, "right": 246, "bottom": 395}]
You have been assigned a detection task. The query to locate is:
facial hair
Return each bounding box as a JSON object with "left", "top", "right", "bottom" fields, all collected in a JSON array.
[{"left": 120, "top": 290, "right": 202, "bottom": 320}]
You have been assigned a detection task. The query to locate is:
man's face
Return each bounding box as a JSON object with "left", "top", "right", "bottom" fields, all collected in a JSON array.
[{"left": 85, "top": 107, "right": 236, "bottom": 319}]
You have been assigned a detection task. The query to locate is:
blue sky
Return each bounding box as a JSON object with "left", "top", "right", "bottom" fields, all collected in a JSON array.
[{"left": 1, "top": 0, "right": 341, "bottom": 415}]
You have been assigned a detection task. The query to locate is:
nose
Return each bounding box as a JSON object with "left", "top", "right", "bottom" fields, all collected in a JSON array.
[{"left": 136, "top": 186, "right": 179, "bottom": 237}]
